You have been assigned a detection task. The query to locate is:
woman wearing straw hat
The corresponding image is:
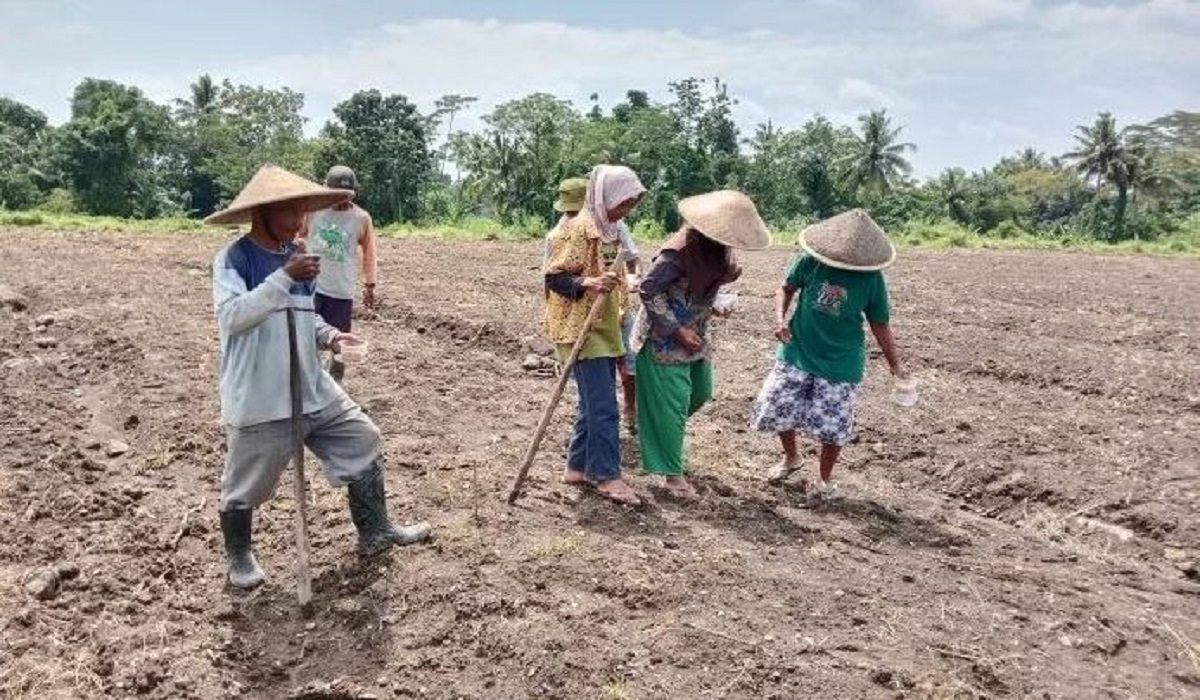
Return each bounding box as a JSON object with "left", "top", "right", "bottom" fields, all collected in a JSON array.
[
  {"left": 543, "top": 165, "right": 646, "bottom": 506},
  {"left": 633, "top": 190, "right": 770, "bottom": 499},
  {"left": 208, "top": 165, "right": 431, "bottom": 588},
  {"left": 752, "top": 209, "right": 908, "bottom": 500}
]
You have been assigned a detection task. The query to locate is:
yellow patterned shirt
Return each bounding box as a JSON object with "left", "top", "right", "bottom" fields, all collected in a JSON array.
[{"left": 543, "top": 210, "right": 627, "bottom": 361}]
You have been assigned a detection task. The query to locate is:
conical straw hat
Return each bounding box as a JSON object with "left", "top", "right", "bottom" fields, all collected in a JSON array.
[
  {"left": 799, "top": 209, "right": 896, "bottom": 271},
  {"left": 678, "top": 190, "right": 771, "bottom": 250},
  {"left": 204, "top": 165, "right": 354, "bottom": 225}
]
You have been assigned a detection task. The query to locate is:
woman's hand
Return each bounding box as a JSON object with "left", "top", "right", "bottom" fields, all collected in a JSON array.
[
  {"left": 674, "top": 327, "right": 704, "bottom": 352},
  {"left": 581, "top": 272, "right": 618, "bottom": 293},
  {"left": 773, "top": 324, "right": 792, "bottom": 343}
]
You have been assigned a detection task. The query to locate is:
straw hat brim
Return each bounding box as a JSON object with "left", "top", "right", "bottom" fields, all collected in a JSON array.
[
  {"left": 204, "top": 192, "right": 353, "bottom": 225},
  {"left": 799, "top": 237, "right": 896, "bottom": 271},
  {"left": 203, "top": 164, "right": 355, "bottom": 225},
  {"left": 678, "top": 190, "right": 771, "bottom": 250},
  {"left": 798, "top": 209, "right": 896, "bottom": 271}
]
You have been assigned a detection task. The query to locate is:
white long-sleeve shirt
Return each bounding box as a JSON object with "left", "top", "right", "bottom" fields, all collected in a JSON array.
[{"left": 212, "top": 236, "right": 345, "bottom": 427}]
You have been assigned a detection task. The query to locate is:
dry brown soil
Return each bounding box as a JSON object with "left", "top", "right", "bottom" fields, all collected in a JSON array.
[{"left": 1, "top": 228, "right": 1198, "bottom": 699}]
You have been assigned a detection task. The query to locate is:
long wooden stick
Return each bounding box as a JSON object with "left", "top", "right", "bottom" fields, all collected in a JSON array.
[
  {"left": 507, "top": 252, "right": 627, "bottom": 504},
  {"left": 286, "top": 308, "right": 313, "bottom": 606}
]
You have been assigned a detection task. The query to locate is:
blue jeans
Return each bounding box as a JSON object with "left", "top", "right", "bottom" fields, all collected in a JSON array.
[{"left": 568, "top": 357, "right": 621, "bottom": 482}]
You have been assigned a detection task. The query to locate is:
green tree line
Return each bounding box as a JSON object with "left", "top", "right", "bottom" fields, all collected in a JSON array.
[{"left": 1, "top": 75, "right": 1197, "bottom": 242}]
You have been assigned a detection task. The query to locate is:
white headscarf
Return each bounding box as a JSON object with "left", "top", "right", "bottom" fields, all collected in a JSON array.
[{"left": 585, "top": 165, "right": 646, "bottom": 244}]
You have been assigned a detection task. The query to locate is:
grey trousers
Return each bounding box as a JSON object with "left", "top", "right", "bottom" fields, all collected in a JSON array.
[{"left": 219, "top": 394, "right": 380, "bottom": 511}]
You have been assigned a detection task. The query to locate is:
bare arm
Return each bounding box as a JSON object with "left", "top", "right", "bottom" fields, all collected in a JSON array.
[
  {"left": 360, "top": 214, "right": 378, "bottom": 286},
  {"left": 360, "top": 214, "right": 378, "bottom": 309},
  {"left": 869, "top": 322, "right": 907, "bottom": 378},
  {"left": 774, "top": 284, "right": 797, "bottom": 342}
]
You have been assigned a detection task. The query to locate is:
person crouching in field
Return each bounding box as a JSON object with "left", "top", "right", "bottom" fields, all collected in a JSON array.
[
  {"left": 752, "top": 209, "right": 908, "bottom": 500},
  {"left": 301, "top": 165, "right": 377, "bottom": 383},
  {"left": 543, "top": 165, "right": 646, "bottom": 506},
  {"left": 207, "top": 165, "right": 430, "bottom": 589},
  {"left": 633, "top": 191, "right": 770, "bottom": 499}
]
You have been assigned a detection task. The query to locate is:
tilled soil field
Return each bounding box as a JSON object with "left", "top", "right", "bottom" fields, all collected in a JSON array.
[{"left": 1, "top": 228, "right": 1198, "bottom": 699}]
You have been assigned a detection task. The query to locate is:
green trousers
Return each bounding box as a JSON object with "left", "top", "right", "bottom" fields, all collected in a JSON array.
[{"left": 635, "top": 345, "right": 713, "bottom": 476}]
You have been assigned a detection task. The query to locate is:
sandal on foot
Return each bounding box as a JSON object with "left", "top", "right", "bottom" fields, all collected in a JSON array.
[
  {"left": 766, "top": 459, "right": 801, "bottom": 484},
  {"left": 596, "top": 483, "right": 642, "bottom": 506},
  {"left": 562, "top": 469, "right": 589, "bottom": 487},
  {"left": 664, "top": 479, "right": 698, "bottom": 500}
]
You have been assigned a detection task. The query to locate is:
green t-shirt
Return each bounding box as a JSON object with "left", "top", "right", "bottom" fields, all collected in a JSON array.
[{"left": 777, "top": 254, "right": 890, "bottom": 384}]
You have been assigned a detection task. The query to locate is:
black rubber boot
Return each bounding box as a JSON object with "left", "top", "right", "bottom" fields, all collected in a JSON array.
[
  {"left": 347, "top": 463, "right": 431, "bottom": 556},
  {"left": 219, "top": 509, "right": 266, "bottom": 589}
]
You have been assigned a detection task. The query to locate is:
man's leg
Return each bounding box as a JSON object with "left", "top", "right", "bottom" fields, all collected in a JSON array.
[
  {"left": 218, "top": 420, "right": 292, "bottom": 588},
  {"left": 305, "top": 396, "right": 432, "bottom": 556}
]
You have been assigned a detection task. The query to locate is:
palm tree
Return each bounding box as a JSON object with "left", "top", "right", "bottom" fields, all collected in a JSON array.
[
  {"left": 839, "top": 109, "right": 915, "bottom": 197},
  {"left": 1067, "top": 111, "right": 1133, "bottom": 236},
  {"left": 934, "top": 168, "right": 971, "bottom": 225}
]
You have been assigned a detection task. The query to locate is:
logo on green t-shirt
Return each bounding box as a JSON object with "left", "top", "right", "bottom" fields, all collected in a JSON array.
[
  {"left": 814, "top": 281, "right": 848, "bottom": 317},
  {"left": 314, "top": 224, "right": 348, "bottom": 263}
]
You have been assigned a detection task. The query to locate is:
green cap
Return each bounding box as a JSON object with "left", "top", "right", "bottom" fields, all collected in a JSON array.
[{"left": 554, "top": 177, "right": 587, "bottom": 213}]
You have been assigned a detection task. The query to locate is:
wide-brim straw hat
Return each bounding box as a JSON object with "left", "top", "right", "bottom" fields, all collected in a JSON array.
[
  {"left": 678, "top": 190, "right": 771, "bottom": 250},
  {"left": 799, "top": 209, "right": 896, "bottom": 271},
  {"left": 204, "top": 165, "right": 354, "bottom": 225}
]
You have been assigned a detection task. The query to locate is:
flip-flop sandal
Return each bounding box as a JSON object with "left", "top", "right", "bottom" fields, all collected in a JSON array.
[
  {"left": 665, "top": 482, "right": 699, "bottom": 500},
  {"left": 766, "top": 460, "right": 801, "bottom": 484},
  {"left": 597, "top": 487, "right": 642, "bottom": 506},
  {"left": 562, "top": 471, "right": 590, "bottom": 487}
]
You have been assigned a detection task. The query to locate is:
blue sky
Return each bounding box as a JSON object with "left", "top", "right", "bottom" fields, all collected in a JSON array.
[{"left": 2, "top": 0, "right": 1197, "bottom": 177}]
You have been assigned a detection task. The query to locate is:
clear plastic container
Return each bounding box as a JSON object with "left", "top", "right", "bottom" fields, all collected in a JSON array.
[
  {"left": 713, "top": 290, "right": 739, "bottom": 314},
  {"left": 892, "top": 376, "right": 921, "bottom": 407},
  {"left": 337, "top": 337, "right": 368, "bottom": 364}
]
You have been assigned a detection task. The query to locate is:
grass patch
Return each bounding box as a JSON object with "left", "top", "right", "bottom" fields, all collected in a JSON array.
[
  {"left": 599, "top": 678, "right": 629, "bottom": 700},
  {"left": 529, "top": 531, "right": 588, "bottom": 559},
  {"left": 3, "top": 209, "right": 1198, "bottom": 256}
]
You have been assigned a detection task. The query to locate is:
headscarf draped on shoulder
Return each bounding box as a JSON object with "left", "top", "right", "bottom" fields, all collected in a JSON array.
[{"left": 585, "top": 165, "right": 646, "bottom": 244}]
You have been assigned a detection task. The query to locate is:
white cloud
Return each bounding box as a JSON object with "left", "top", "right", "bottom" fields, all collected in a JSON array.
[
  {"left": 915, "top": 0, "right": 1032, "bottom": 30},
  {"left": 836, "top": 78, "right": 898, "bottom": 109},
  {"left": 1040, "top": 0, "right": 1200, "bottom": 31}
]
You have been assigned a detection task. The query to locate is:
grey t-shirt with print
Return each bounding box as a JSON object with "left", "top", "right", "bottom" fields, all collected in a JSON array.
[{"left": 308, "top": 205, "right": 368, "bottom": 300}]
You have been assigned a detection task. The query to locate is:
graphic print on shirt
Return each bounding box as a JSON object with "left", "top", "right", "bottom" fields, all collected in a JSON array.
[
  {"left": 813, "top": 281, "right": 849, "bottom": 317},
  {"left": 313, "top": 223, "right": 349, "bottom": 263}
]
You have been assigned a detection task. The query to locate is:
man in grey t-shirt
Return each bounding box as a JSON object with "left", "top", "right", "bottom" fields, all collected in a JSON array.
[{"left": 303, "top": 166, "right": 378, "bottom": 382}]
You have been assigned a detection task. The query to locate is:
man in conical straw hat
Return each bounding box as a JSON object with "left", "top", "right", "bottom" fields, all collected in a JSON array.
[
  {"left": 632, "top": 190, "right": 769, "bottom": 499},
  {"left": 207, "top": 164, "right": 431, "bottom": 589},
  {"left": 750, "top": 208, "right": 909, "bottom": 500}
]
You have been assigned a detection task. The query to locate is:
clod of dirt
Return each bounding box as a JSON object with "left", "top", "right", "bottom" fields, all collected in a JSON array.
[
  {"left": 105, "top": 440, "right": 130, "bottom": 457},
  {"left": 24, "top": 568, "right": 61, "bottom": 601},
  {"left": 33, "top": 336, "right": 58, "bottom": 348},
  {"left": 35, "top": 313, "right": 55, "bottom": 327},
  {"left": 0, "top": 283, "right": 27, "bottom": 311}
]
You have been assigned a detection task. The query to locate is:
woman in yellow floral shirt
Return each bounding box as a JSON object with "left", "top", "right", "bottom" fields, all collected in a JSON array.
[{"left": 544, "top": 165, "right": 646, "bottom": 505}]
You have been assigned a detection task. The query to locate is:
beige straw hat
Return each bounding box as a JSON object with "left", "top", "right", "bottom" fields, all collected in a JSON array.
[
  {"left": 678, "top": 190, "right": 771, "bottom": 250},
  {"left": 799, "top": 209, "right": 896, "bottom": 271},
  {"left": 204, "top": 165, "right": 354, "bottom": 225}
]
